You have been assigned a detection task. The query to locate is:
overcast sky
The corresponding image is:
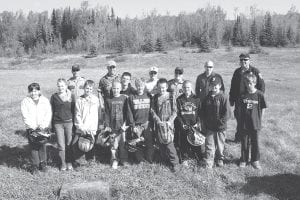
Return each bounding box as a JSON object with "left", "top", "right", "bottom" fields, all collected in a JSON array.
[{"left": 0, "top": 0, "right": 299, "bottom": 19}]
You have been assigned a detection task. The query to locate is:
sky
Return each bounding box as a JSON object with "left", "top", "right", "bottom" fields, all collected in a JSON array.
[{"left": 0, "top": 0, "right": 299, "bottom": 19}]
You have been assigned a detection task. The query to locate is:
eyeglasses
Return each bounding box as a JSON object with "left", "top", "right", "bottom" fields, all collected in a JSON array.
[
  {"left": 108, "top": 65, "right": 116, "bottom": 69},
  {"left": 240, "top": 59, "right": 249, "bottom": 62},
  {"left": 150, "top": 71, "right": 157, "bottom": 75},
  {"left": 175, "top": 71, "right": 183, "bottom": 75},
  {"left": 206, "top": 66, "right": 213, "bottom": 69}
]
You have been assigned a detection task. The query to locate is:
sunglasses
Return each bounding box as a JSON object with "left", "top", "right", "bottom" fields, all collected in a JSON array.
[
  {"left": 150, "top": 71, "right": 157, "bottom": 75},
  {"left": 175, "top": 71, "right": 183, "bottom": 75},
  {"left": 206, "top": 66, "right": 213, "bottom": 69},
  {"left": 108, "top": 65, "right": 116, "bottom": 69},
  {"left": 240, "top": 59, "right": 249, "bottom": 62}
]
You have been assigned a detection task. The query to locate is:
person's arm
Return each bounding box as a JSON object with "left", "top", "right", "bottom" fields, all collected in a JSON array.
[
  {"left": 195, "top": 75, "right": 200, "bottom": 98},
  {"left": 176, "top": 98, "right": 184, "bottom": 127},
  {"left": 229, "top": 70, "right": 238, "bottom": 106},
  {"left": 74, "top": 99, "right": 86, "bottom": 133},
  {"left": 104, "top": 99, "right": 111, "bottom": 128},
  {"left": 218, "top": 96, "right": 229, "bottom": 127},
  {"left": 21, "top": 98, "right": 35, "bottom": 129},
  {"left": 126, "top": 96, "right": 135, "bottom": 127},
  {"left": 256, "top": 69, "right": 265, "bottom": 93},
  {"left": 41, "top": 97, "right": 52, "bottom": 129},
  {"left": 219, "top": 74, "right": 225, "bottom": 93},
  {"left": 167, "top": 94, "right": 177, "bottom": 125}
]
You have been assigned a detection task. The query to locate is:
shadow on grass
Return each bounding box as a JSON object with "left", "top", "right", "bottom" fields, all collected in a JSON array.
[
  {"left": 240, "top": 174, "right": 300, "bottom": 200},
  {"left": 0, "top": 144, "right": 31, "bottom": 169}
]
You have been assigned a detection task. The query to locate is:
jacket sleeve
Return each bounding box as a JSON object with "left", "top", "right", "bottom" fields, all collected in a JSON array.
[
  {"left": 176, "top": 98, "right": 184, "bottom": 127},
  {"left": 229, "top": 70, "right": 238, "bottom": 106},
  {"left": 255, "top": 70, "right": 265, "bottom": 93},
  {"left": 74, "top": 99, "right": 85, "bottom": 132},
  {"left": 217, "top": 96, "right": 229, "bottom": 127},
  {"left": 41, "top": 98, "right": 52, "bottom": 129},
  {"left": 167, "top": 94, "right": 177, "bottom": 125},
  {"left": 219, "top": 74, "right": 225, "bottom": 93},
  {"left": 195, "top": 75, "right": 200, "bottom": 98},
  {"left": 21, "top": 99, "right": 34, "bottom": 129},
  {"left": 126, "top": 96, "right": 135, "bottom": 127},
  {"left": 104, "top": 99, "right": 111, "bottom": 128}
]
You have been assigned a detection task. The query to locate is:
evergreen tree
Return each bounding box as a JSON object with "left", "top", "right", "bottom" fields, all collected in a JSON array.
[
  {"left": 141, "top": 38, "right": 153, "bottom": 53},
  {"left": 231, "top": 15, "right": 245, "bottom": 46},
  {"left": 260, "top": 12, "right": 274, "bottom": 46},
  {"left": 198, "top": 28, "right": 211, "bottom": 53},
  {"left": 249, "top": 19, "right": 259, "bottom": 43},
  {"left": 286, "top": 26, "right": 296, "bottom": 46},
  {"left": 155, "top": 38, "right": 164, "bottom": 52},
  {"left": 61, "top": 7, "right": 73, "bottom": 47},
  {"left": 275, "top": 26, "right": 288, "bottom": 47}
]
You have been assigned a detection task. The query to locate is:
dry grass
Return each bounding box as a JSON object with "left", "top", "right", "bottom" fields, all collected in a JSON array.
[{"left": 0, "top": 47, "right": 299, "bottom": 199}]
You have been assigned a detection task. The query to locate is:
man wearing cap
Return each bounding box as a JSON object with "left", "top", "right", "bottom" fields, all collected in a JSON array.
[
  {"left": 98, "top": 60, "right": 120, "bottom": 99},
  {"left": 145, "top": 66, "right": 159, "bottom": 97},
  {"left": 195, "top": 61, "right": 225, "bottom": 102},
  {"left": 168, "top": 67, "right": 185, "bottom": 99},
  {"left": 68, "top": 64, "right": 86, "bottom": 102},
  {"left": 229, "top": 53, "right": 265, "bottom": 142}
]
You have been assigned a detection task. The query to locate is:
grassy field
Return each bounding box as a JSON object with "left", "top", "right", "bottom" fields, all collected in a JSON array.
[{"left": 0, "top": 47, "right": 299, "bottom": 200}]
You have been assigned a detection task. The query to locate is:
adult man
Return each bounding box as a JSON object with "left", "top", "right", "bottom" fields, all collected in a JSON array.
[
  {"left": 98, "top": 60, "right": 120, "bottom": 99},
  {"left": 120, "top": 72, "right": 136, "bottom": 96},
  {"left": 195, "top": 61, "right": 225, "bottom": 102},
  {"left": 145, "top": 66, "right": 159, "bottom": 97},
  {"left": 68, "top": 64, "right": 86, "bottom": 102},
  {"left": 168, "top": 67, "right": 185, "bottom": 99},
  {"left": 229, "top": 53, "right": 265, "bottom": 142}
]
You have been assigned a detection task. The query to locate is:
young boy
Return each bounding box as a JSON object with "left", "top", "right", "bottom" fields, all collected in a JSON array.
[
  {"left": 104, "top": 81, "right": 128, "bottom": 169},
  {"left": 68, "top": 64, "right": 86, "bottom": 102},
  {"left": 176, "top": 80, "right": 203, "bottom": 165},
  {"left": 120, "top": 72, "right": 136, "bottom": 96},
  {"left": 73, "top": 80, "right": 100, "bottom": 167},
  {"left": 239, "top": 73, "right": 267, "bottom": 169},
  {"left": 201, "top": 76, "right": 230, "bottom": 168},
  {"left": 151, "top": 78, "right": 179, "bottom": 172},
  {"left": 127, "top": 78, "right": 154, "bottom": 163}
]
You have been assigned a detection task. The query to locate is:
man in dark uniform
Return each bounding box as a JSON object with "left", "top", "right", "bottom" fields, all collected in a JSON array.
[{"left": 229, "top": 53, "right": 265, "bottom": 142}]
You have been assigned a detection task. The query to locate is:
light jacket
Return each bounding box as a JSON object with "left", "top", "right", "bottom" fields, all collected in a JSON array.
[
  {"left": 21, "top": 95, "right": 52, "bottom": 130},
  {"left": 68, "top": 76, "right": 86, "bottom": 102},
  {"left": 75, "top": 94, "right": 100, "bottom": 135}
]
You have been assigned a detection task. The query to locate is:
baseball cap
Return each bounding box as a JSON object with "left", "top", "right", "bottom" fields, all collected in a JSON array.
[
  {"left": 150, "top": 66, "right": 158, "bottom": 73},
  {"left": 239, "top": 53, "right": 250, "bottom": 60},
  {"left": 72, "top": 64, "right": 80, "bottom": 72},
  {"left": 209, "top": 76, "right": 222, "bottom": 86},
  {"left": 175, "top": 67, "right": 184, "bottom": 74},
  {"left": 205, "top": 61, "right": 214, "bottom": 68},
  {"left": 107, "top": 60, "right": 117, "bottom": 67}
]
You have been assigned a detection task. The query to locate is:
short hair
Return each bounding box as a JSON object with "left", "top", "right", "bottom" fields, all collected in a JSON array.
[
  {"left": 57, "top": 78, "right": 67, "bottom": 85},
  {"left": 84, "top": 80, "right": 95, "bottom": 88},
  {"left": 245, "top": 73, "right": 257, "bottom": 84},
  {"left": 28, "top": 83, "right": 40, "bottom": 92},
  {"left": 157, "top": 78, "right": 168, "bottom": 86},
  {"left": 135, "top": 78, "right": 146, "bottom": 87},
  {"left": 122, "top": 72, "right": 131, "bottom": 78},
  {"left": 183, "top": 80, "right": 192, "bottom": 87},
  {"left": 112, "top": 80, "right": 121, "bottom": 87}
]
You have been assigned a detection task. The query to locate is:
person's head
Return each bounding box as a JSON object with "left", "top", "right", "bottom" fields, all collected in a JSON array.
[
  {"left": 204, "top": 61, "right": 214, "bottom": 76},
  {"left": 244, "top": 72, "right": 257, "bottom": 92},
  {"left": 209, "top": 76, "right": 222, "bottom": 94},
  {"left": 157, "top": 78, "right": 168, "bottom": 95},
  {"left": 135, "top": 78, "right": 146, "bottom": 95},
  {"left": 83, "top": 80, "right": 95, "bottom": 96},
  {"left": 106, "top": 60, "right": 117, "bottom": 76},
  {"left": 112, "top": 81, "right": 122, "bottom": 97},
  {"left": 121, "top": 72, "right": 132, "bottom": 88},
  {"left": 174, "top": 67, "right": 184, "bottom": 81},
  {"left": 183, "top": 80, "right": 193, "bottom": 96},
  {"left": 71, "top": 64, "right": 81, "bottom": 78},
  {"left": 28, "top": 83, "right": 41, "bottom": 100},
  {"left": 239, "top": 53, "right": 250, "bottom": 69},
  {"left": 149, "top": 66, "right": 158, "bottom": 80},
  {"left": 57, "top": 78, "right": 68, "bottom": 94}
]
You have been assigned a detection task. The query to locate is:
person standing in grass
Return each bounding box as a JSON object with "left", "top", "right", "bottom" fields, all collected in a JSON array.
[
  {"left": 120, "top": 72, "right": 136, "bottom": 96},
  {"left": 195, "top": 61, "right": 225, "bottom": 102},
  {"left": 229, "top": 53, "right": 265, "bottom": 142},
  {"left": 168, "top": 67, "right": 185, "bottom": 99},
  {"left": 68, "top": 64, "right": 86, "bottom": 102},
  {"left": 150, "top": 78, "right": 179, "bottom": 172},
  {"left": 201, "top": 77, "right": 230, "bottom": 168},
  {"left": 72, "top": 80, "right": 100, "bottom": 167},
  {"left": 104, "top": 81, "right": 128, "bottom": 169},
  {"left": 50, "top": 78, "right": 74, "bottom": 171},
  {"left": 145, "top": 66, "right": 159, "bottom": 97},
  {"left": 21, "top": 83, "right": 52, "bottom": 174},
  {"left": 127, "top": 78, "right": 154, "bottom": 163},
  {"left": 238, "top": 73, "right": 267, "bottom": 169},
  {"left": 176, "top": 80, "right": 204, "bottom": 166}
]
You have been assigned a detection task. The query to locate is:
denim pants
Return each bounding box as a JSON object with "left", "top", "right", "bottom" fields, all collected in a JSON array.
[
  {"left": 54, "top": 122, "right": 73, "bottom": 165},
  {"left": 110, "top": 131, "right": 128, "bottom": 163},
  {"left": 158, "top": 142, "right": 179, "bottom": 167},
  {"left": 240, "top": 129, "right": 260, "bottom": 162},
  {"left": 27, "top": 129, "right": 47, "bottom": 166},
  {"left": 205, "top": 130, "right": 226, "bottom": 166}
]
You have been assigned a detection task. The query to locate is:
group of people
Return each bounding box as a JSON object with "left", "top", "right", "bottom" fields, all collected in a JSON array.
[{"left": 20, "top": 53, "right": 266, "bottom": 174}]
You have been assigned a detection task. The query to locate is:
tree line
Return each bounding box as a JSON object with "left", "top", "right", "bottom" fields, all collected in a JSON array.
[{"left": 0, "top": 1, "right": 299, "bottom": 57}]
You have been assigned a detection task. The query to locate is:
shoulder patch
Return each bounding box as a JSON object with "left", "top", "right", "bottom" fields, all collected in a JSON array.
[{"left": 258, "top": 73, "right": 263, "bottom": 79}]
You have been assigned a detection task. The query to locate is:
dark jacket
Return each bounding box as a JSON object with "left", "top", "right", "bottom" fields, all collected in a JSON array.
[
  {"left": 127, "top": 93, "right": 151, "bottom": 127},
  {"left": 201, "top": 92, "right": 230, "bottom": 132},
  {"left": 195, "top": 72, "right": 225, "bottom": 102},
  {"left": 104, "top": 95, "right": 127, "bottom": 131},
  {"left": 50, "top": 93, "right": 73, "bottom": 124},
  {"left": 229, "top": 65, "right": 265, "bottom": 106}
]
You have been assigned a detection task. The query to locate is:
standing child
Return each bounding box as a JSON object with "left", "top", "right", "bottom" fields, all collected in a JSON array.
[
  {"left": 104, "top": 81, "right": 128, "bottom": 169},
  {"left": 151, "top": 78, "right": 179, "bottom": 172},
  {"left": 201, "top": 76, "right": 230, "bottom": 168},
  {"left": 239, "top": 72, "right": 267, "bottom": 169},
  {"left": 73, "top": 80, "right": 100, "bottom": 167}
]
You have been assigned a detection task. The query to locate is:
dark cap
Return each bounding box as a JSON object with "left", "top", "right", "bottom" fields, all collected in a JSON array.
[
  {"left": 239, "top": 53, "right": 250, "bottom": 59},
  {"left": 72, "top": 64, "right": 80, "bottom": 72},
  {"left": 175, "top": 67, "right": 184, "bottom": 74},
  {"left": 209, "top": 76, "right": 222, "bottom": 86}
]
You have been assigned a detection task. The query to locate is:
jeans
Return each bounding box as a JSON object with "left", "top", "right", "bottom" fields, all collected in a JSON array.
[
  {"left": 234, "top": 102, "right": 242, "bottom": 141},
  {"left": 111, "top": 131, "right": 128, "bottom": 163},
  {"left": 158, "top": 142, "right": 179, "bottom": 167},
  {"left": 54, "top": 122, "right": 73, "bottom": 166},
  {"left": 27, "top": 129, "right": 47, "bottom": 166},
  {"left": 205, "top": 130, "right": 226, "bottom": 166},
  {"left": 240, "top": 129, "right": 260, "bottom": 162}
]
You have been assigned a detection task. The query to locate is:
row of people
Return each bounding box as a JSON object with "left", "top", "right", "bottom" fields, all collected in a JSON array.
[{"left": 20, "top": 53, "right": 266, "bottom": 174}]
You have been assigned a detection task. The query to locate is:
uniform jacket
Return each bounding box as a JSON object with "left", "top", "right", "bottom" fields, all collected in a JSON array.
[
  {"left": 229, "top": 65, "right": 265, "bottom": 106},
  {"left": 168, "top": 78, "right": 184, "bottom": 99},
  {"left": 68, "top": 76, "right": 85, "bottom": 102},
  {"left": 195, "top": 72, "right": 225, "bottom": 102},
  {"left": 21, "top": 95, "right": 52, "bottom": 130},
  {"left": 98, "top": 73, "right": 120, "bottom": 99}
]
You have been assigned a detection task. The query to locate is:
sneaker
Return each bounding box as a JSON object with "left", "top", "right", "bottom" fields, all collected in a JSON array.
[
  {"left": 239, "top": 162, "right": 246, "bottom": 168},
  {"left": 170, "top": 165, "right": 178, "bottom": 173},
  {"left": 30, "top": 165, "right": 39, "bottom": 175},
  {"left": 60, "top": 163, "right": 67, "bottom": 171},
  {"left": 112, "top": 160, "right": 118, "bottom": 169},
  {"left": 252, "top": 161, "right": 262, "bottom": 170},
  {"left": 39, "top": 162, "right": 48, "bottom": 172},
  {"left": 216, "top": 160, "right": 224, "bottom": 167},
  {"left": 205, "top": 164, "right": 213, "bottom": 169},
  {"left": 182, "top": 160, "right": 189, "bottom": 167},
  {"left": 66, "top": 163, "right": 73, "bottom": 171},
  {"left": 119, "top": 161, "right": 129, "bottom": 167}
]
